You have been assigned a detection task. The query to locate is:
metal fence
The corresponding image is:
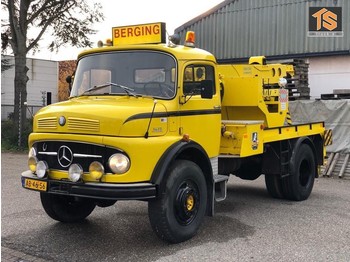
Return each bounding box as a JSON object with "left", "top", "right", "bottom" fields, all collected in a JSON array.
[{"left": 1, "top": 104, "right": 43, "bottom": 121}]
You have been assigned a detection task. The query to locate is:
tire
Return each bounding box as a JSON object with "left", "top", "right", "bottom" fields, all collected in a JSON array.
[
  {"left": 148, "top": 160, "right": 207, "bottom": 243},
  {"left": 40, "top": 193, "right": 96, "bottom": 222},
  {"left": 95, "top": 200, "right": 117, "bottom": 208},
  {"left": 265, "top": 174, "right": 284, "bottom": 199},
  {"left": 282, "top": 144, "right": 316, "bottom": 201}
]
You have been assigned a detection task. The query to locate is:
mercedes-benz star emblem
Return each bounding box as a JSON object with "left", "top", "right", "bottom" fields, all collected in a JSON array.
[
  {"left": 57, "top": 146, "right": 73, "bottom": 168},
  {"left": 59, "top": 116, "right": 66, "bottom": 126}
]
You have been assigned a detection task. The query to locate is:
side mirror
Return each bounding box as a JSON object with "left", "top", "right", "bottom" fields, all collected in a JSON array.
[
  {"left": 66, "top": 75, "right": 73, "bottom": 91},
  {"left": 66, "top": 75, "right": 72, "bottom": 84},
  {"left": 200, "top": 80, "right": 213, "bottom": 99}
]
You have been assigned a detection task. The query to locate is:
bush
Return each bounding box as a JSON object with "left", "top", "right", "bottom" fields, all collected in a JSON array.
[{"left": 1, "top": 119, "right": 33, "bottom": 150}]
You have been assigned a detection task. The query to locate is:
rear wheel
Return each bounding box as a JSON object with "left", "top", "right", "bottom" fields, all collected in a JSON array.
[
  {"left": 148, "top": 160, "right": 207, "bottom": 243},
  {"left": 40, "top": 193, "right": 96, "bottom": 222},
  {"left": 282, "top": 144, "right": 316, "bottom": 201}
]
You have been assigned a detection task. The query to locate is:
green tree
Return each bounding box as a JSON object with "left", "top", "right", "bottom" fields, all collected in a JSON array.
[{"left": 1, "top": 0, "right": 104, "bottom": 147}]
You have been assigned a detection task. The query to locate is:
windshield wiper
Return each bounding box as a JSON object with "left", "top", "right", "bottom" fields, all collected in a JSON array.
[
  {"left": 82, "top": 83, "right": 111, "bottom": 95},
  {"left": 82, "top": 82, "right": 136, "bottom": 96},
  {"left": 108, "top": 82, "right": 137, "bottom": 96}
]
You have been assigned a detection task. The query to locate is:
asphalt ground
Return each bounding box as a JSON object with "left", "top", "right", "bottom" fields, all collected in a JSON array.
[{"left": 1, "top": 152, "right": 350, "bottom": 262}]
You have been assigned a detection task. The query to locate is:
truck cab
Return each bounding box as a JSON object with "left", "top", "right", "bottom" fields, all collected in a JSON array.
[{"left": 22, "top": 23, "right": 223, "bottom": 243}]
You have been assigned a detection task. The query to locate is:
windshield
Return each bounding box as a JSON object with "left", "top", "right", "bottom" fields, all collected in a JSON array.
[{"left": 70, "top": 51, "right": 177, "bottom": 99}]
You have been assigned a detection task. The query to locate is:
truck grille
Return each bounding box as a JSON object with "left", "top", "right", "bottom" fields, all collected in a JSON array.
[
  {"left": 37, "top": 117, "right": 57, "bottom": 129},
  {"left": 68, "top": 117, "right": 100, "bottom": 132},
  {"left": 34, "top": 141, "right": 120, "bottom": 173}
]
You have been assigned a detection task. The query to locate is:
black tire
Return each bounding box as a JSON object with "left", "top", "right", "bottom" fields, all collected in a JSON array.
[
  {"left": 95, "top": 199, "right": 117, "bottom": 208},
  {"left": 148, "top": 160, "right": 207, "bottom": 243},
  {"left": 265, "top": 174, "right": 284, "bottom": 199},
  {"left": 282, "top": 144, "right": 316, "bottom": 201},
  {"left": 40, "top": 193, "right": 96, "bottom": 222}
]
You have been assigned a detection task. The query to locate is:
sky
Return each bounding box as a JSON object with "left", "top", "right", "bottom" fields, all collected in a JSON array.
[{"left": 29, "top": 0, "right": 224, "bottom": 61}]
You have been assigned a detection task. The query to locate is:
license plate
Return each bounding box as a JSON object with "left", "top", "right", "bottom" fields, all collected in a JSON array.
[{"left": 24, "top": 178, "right": 47, "bottom": 192}]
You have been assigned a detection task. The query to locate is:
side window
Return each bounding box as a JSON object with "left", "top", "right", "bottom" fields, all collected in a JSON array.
[{"left": 183, "top": 65, "right": 215, "bottom": 95}]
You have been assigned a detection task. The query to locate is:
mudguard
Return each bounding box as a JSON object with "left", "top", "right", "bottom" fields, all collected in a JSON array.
[{"left": 150, "top": 140, "right": 214, "bottom": 215}]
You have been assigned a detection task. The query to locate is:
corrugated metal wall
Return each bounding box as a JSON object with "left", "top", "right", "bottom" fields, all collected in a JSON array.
[{"left": 175, "top": 0, "right": 350, "bottom": 62}]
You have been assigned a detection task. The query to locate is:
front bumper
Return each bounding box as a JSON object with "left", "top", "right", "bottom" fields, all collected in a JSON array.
[{"left": 21, "top": 170, "right": 157, "bottom": 200}]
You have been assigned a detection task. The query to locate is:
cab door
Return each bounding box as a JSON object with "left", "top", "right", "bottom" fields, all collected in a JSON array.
[{"left": 179, "top": 62, "right": 221, "bottom": 158}]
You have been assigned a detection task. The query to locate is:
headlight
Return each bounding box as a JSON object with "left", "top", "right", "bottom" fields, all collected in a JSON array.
[
  {"left": 108, "top": 153, "right": 130, "bottom": 174},
  {"left": 28, "top": 147, "right": 36, "bottom": 158},
  {"left": 68, "top": 164, "right": 83, "bottom": 182},
  {"left": 36, "top": 160, "right": 48, "bottom": 178},
  {"left": 28, "top": 156, "right": 38, "bottom": 173},
  {"left": 89, "top": 161, "right": 105, "bottom": 180}
]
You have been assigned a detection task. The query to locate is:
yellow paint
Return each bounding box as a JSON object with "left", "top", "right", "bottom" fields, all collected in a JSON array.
[{"left": 218, "top": 62, "right": 294, "bottom": 128}]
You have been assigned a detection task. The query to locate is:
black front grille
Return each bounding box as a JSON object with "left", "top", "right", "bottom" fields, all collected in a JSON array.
[{"left": 34, "top": 141, "right": 121, "bottom": 173}]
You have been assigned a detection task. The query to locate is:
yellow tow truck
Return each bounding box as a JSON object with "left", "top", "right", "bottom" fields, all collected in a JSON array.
[{"left": 21, "top": 22, "right": 331, "bottom": 243}]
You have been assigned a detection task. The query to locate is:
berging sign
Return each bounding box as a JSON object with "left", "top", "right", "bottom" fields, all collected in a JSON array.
[{"left": 112, "top": 22, "right": 166, "bottom": 45}]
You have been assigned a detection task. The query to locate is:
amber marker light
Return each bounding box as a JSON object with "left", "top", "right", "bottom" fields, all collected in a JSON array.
[
  {"left": 184, "top": 31, "right": 195, "bottom": 47},
  {"left": 106, "top": 39, "right": 113, "bottom": 46},
  {"left": 182, "top": 134, "right": 190, "bottom": 142}
]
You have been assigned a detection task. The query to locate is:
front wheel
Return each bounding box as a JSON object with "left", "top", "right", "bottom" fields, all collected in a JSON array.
[
  {"left": 40, "top": 193, "right": 96, "bottom": 222},
  {"left": 148, "top": 160, "right": 207, "bottom": 243}
]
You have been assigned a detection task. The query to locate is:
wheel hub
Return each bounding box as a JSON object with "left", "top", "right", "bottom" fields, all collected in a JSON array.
[
  {"left": 175, "top": 182, "right": 199, "bottom": 225},
  {"left": 186, "top": 194, "right": 194, "bottom": 211}
]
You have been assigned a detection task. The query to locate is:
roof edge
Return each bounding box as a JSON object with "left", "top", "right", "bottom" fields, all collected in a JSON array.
[
  {"left": 174, "top": 0, "right": 234, "bottom": 33},
  {"left": 217, "top": 50, "right": 350, "bottom": 63}
]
